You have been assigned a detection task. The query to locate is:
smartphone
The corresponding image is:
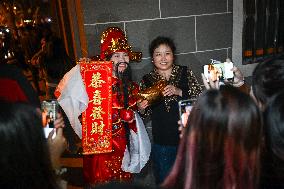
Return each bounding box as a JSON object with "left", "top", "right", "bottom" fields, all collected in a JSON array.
[
  {"left": 203, "top": 60, "right": 234, "bottom": 82},
  {"left": 178, "top": 99, "right": 196, "bottom": 127},
  {"left": 41, "top": 100, "right": 59, "bottom": 138}
]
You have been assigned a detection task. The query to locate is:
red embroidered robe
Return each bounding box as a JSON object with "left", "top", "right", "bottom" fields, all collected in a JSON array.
[{"left": 83, "top": 77, "right": 138, "bottom": 185}]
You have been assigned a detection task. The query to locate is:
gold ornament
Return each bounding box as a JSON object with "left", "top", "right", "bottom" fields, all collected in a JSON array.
[{"left": 137, "top": 79, "right": 167, "bottom": 105}]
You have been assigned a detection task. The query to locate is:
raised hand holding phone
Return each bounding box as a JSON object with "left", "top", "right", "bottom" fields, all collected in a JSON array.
[
  {"left": 202, "top": 58, "right": 236, "bottom": 89},
  {"left": 41, "top": 100, "right": 61, "bottom": 138},
  {"left": 178, "top": 99, "right": 196, "bottom": 138},
  {"left": 230, "top": 66, "right": 245, "bottom": 87},
  {"left": 48, "top": 127, "right": 67, "bottom": 169}
]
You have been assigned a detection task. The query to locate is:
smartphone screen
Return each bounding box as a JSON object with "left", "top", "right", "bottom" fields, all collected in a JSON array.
[
  {"left": 203, "top": 62, "right": 234, "bottom": 82},
  {"left": 223, "top": 61, "right": 234, "bottom": 79},
  {"left": 41, "top": 100, "right": 59, "bottom": 138},
  {"left": 178, "top": 99, "right": 196, "bottom": 127},
  {"left": 44, "top": 128, "right": 56, "bottom": 139}
]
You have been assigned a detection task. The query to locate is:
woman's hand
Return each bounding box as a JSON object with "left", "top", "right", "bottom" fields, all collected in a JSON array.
[
  {"left": 137, "top": 99, "right": 149, "bottom": 115},
  {"left": 163, "top": 85, "right": 182, "bottom": 96},
  {"left": 202, "top": 66, "right": 245, "bottom": 89},
  {"left": 54, "top": 113, "right": 65, "bottom": 128},
  {"left": 137, "top": 99, "right": 149, "bottom": 111},
  {"left": 227, "top": 66, "right": 244, "bottom": 87},
  {"left": 48, "top": 128, "right": 67, "bottom": 170},
  {"left": 178, "top": 120, "right": 186, "bottom": 138}
]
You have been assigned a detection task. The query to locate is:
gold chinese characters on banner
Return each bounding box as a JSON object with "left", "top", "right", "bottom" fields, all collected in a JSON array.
[{"left": 80, "top": 61, "right": 113, "bottom": 154}]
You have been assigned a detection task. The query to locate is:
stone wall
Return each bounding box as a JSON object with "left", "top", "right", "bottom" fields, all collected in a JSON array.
[{"left": 81, "top": 0, "right": 233, "bottom": 83}]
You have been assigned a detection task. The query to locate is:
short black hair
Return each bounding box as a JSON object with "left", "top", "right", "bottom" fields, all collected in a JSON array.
[{"left": 149, "top": 36, "right": 176, "bottom": 59}]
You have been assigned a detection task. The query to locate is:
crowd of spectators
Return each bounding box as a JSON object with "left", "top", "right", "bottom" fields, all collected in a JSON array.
[
  {"left": 0, "top": 23, "right": 284, "bottom": 189},
  {"left": 0, "top": 23, "right": 75, "bottom": 99}
]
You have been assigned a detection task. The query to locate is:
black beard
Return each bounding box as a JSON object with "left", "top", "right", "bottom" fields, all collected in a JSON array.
[
  {"left": 114, "top": 62, "right": 133, "bottom": 157},
  {"left": 115, "top": 62, "right": 132, "bottom": 81}
]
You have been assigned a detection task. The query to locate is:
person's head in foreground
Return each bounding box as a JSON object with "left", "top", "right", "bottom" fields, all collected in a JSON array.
[
  {"left": 260, "top": 89, "right": 284, "bottom": 188},
  {"left": 263, "top": 89, "right": 284, "bottom": 160},
  {"left": 252, "top": 57, "right": 284, "bottom": 109},
  {"left": 162, "top": 85, "right": 263, "bottom": 189},
  {"left": 0, "top": 101, "right": 59, "bottom": 189}
]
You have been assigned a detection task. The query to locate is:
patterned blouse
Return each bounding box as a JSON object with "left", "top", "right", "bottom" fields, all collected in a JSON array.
[{"left": 139, "top": 64, "right": 203, "bottom": 145}]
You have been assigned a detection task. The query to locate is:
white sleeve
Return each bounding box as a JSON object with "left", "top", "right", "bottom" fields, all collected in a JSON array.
[
  {"left": 56, "top": 64, "right": 89, "bottom": 138},
  {"left": 121, "top": 112, "right": 151, "bottom": 173}
]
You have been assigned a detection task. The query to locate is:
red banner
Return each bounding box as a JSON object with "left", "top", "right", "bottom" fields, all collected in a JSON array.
[{"left": 80, "top": 61, "right": 113, "bottom": 154}]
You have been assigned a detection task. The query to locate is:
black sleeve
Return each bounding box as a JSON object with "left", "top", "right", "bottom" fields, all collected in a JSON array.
[{"left": 179, "top": 66, "right": 191, "bottom": 99}]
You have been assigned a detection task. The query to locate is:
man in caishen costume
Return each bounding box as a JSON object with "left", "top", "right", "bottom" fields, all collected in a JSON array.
[{"left": 55, "top": 27, "right": 150, "bottom": 186}]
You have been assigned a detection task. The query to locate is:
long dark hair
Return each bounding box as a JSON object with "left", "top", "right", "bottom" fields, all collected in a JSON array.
[
  {"left": 0, "top": 101, "right": 59, "bottom": 189},
  {"left": 162, "top": 85, "right": 262, "bottom": 189}
]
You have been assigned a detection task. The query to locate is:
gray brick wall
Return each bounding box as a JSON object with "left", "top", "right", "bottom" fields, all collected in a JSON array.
[{"left": 81, "top": 0, "right": 233, "bottom": 83}]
